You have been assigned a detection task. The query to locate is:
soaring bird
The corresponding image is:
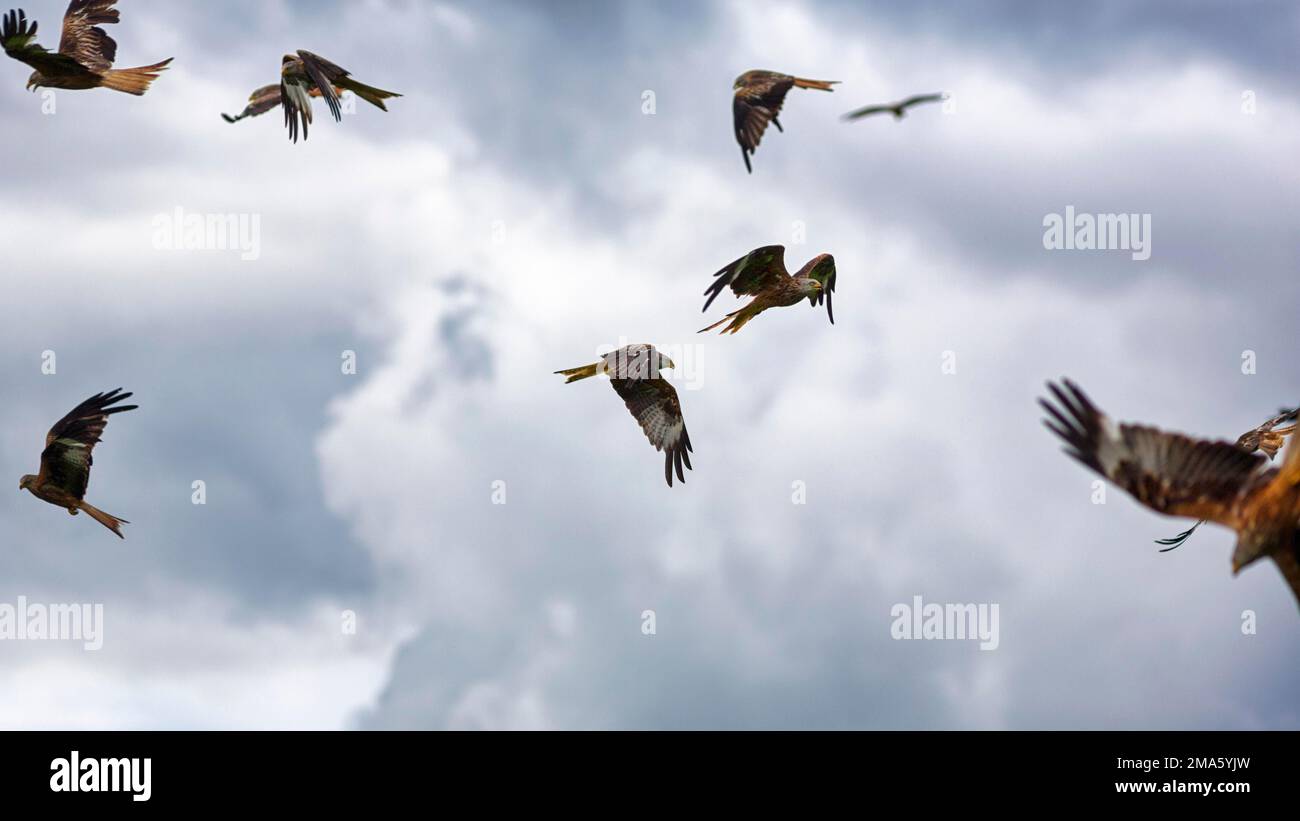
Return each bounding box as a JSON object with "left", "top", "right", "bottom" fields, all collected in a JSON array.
[
  {"left": 2, "top": 3, "right": 171, "bottom": 95},
  {"left": 1040, "top": 379, "right": 1300, "bottom": 609},
  {"left": 699, "top": 245, "right": 837, "bottom": 335},
  {"left": 1155, "top": 407, "right": 1298, "bottom": 550},
  {"left": 733, "top": 70, "right": 838, "bottom": 173},
  {"left": 222, "top": 82, "right": 341, "bottom": 124},
  {"left": 279, "top": 50, "right": 401, "bottom": 142},
  {"left": 843, "top": 92, "right": 946, "bottom": 121},
  {"left": 19, "top": 389, "right": 137, "bottom": 539},
  {"left": 555, "top": 345, "right": 693, "bottom": 487}
]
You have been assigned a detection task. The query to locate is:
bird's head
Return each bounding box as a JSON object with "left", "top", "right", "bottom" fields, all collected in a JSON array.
[
  {"left": 733, "top": 71, "right": 758, "bottom": 90},
  {"left": 1231, "top": 533, "right": 1269, "bottom": 576},
  {"left": 25, "top": 72, "right": 41, "bottom": 92},
  {"left": 18, "top": 475, "right": 36, "bottom": 491},
  {"left": 803, "top": 279, "right": 825, "bottom": 296},
  {"left": 657, "top": 352, "right": 676, "bottom": 372}
]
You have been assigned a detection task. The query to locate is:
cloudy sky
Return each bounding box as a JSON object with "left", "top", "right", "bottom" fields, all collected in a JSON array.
[{"left": 0, "top": 0, "right": 1298, "bottom": 729}]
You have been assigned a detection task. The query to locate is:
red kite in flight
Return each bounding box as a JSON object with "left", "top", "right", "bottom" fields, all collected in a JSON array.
[
  {"left": 1040, "top": 379, "right": 1300, "bottom": 609},
  {"left": 733, "top": 70, "right": 837, "bottom": 173},
  {"left": 843, "top": 92, "right": 947, "bottom": 121},
  {"left": 555, "top": 345, "right": 693, "bottom": 487},
  {"left": 2, "top": 3, "right": 171, "bottom": 95},
  {"left": 20, "top": 389, "right": 137, "bottom": 539},
  {"left": 1155, "top": 406, "right": 1297, "bottom": 550},
  {"left": 279, "top": 50, "right": 401, "bottom": 142},
  {"left": 222, "top": 82, "right": 340, "bottom": 124},
  {"left": 699, "top": 245, "right": 837, "bottom": 335}
]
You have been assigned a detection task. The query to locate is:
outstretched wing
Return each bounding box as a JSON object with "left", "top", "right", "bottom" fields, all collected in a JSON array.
[
  {"left": 803, "top": 253, "right": 837, "bottom": 324},
  {"left": 899, "top": 92, "right": 946, "bottom": 109},
  {"left": 223, "top": 84, "right": 282, "bottom": 123},
  {"left": 610, "top": 377, "right": 693, "bottom": 487},
  {"left": 841, "top": 103, "right": 893, "bottom": 120},
  {"left": 733, "top": 74, "right": 793, "bottom": 172},
  {"left": 703, "top": 245, "right": 789, "bottom": 312},
  {"left": 1157, "top": 406, "right": 1299, "bottom": 549},
  {"left": 59, "top": 0, "right": 119, "bottom": 73},
  {"left": 36, "top": 389, "right": 137, "bottom": 501},
  {"left": 224, "top": 83, "right": 335, "bottom": 124},
  {"left": 1040, "top": 379, "right": 1264, "bottom": 527},
  {"left": 2, "top": 8, "right": 85, "bottom": 75}
]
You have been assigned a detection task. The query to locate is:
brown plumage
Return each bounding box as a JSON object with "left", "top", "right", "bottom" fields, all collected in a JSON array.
[
  {"left": 19, "top": 389, "right": 137, "bottom": 539},
  {"left": 2, "top": 3, "right": 171, "bottom": 95},
  {"left": 1155, "top": 406, "right": 1298, "bottom": 550},
  {"left": 222, "top": 82, "right": 340, "bottom": 124},
  {"left": 699, "top": 245, "right": 837, "bottom": 335},
  {"left": 733, "top": 69, "right": 838, "bottom": 173},
  {"left": 279, "top": 50, "right": 401, "bottom": 142},
  {"left": 1040, "top": 379, "right": 1300, "bottom": 610},
  {"left": 555, "top": 345, "right": 693, "bottom": 487}
]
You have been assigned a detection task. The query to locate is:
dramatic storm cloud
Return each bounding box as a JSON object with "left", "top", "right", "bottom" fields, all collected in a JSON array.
[{"left": 0, "top": 0, "right": 1296, "bottom": 729}]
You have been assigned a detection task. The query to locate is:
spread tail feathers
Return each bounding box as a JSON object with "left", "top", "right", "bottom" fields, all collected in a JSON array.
[
  {"left": 698, "top": 306, "right": 758, "bottom": 335},
  {"left": 101, "top": 59, "right": 173, "bottom": 96},
  {"left": 338, "top": 76, "right": 402, "bottom": 111},
  {"left": 554, "top": 362, "right": 601, "bottom": 383},
  {"left": 793, "top": 77, "right": 838, "bottom": 91},
  {"left": 80, "top": 502, "right": 128, "bottom": 539}
]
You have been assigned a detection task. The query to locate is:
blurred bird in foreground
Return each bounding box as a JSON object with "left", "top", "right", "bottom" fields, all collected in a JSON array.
[
  {"left": 1040, "top": 380, "right": 1300, "bottom": 610},
  {"left": 1154, "top": 406, "right": 1298, "bottom": 550}
]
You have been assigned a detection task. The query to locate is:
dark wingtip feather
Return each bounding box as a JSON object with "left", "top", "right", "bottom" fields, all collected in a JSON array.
[{"left": 1155, "top": 521, "right": 1202, "bottom": 551}]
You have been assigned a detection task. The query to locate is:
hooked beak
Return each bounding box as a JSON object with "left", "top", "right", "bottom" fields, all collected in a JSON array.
[
  {"left": 26, "top": 80, "right": 35, "bottom": 92},
  {"left": 662, "top": 357, "right": 677, "bottom": 370}
]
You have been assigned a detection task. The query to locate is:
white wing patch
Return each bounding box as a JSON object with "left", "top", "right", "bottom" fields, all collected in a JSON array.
[{"left": 635, "top": 404, "right": 674, "bottom": 451}]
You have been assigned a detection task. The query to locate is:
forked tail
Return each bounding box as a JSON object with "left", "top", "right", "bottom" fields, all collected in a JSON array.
[
  {"left": 554, "top": 362, "right": 601, "bottom": 383},
  {"left": 80, "top": 502, "right": 128, "bottom": 539},
  {"left": 338, "top": 76, "right": 402, "bottom": 111},
  {"left": 698, "top": 305, "right": 758, "bottom": 335},
  {"left": 793, "top": 77, "right": 838, "bottom": 92},
  {"left": 101, "top": 59, "right": 174, "bottom": 96}
]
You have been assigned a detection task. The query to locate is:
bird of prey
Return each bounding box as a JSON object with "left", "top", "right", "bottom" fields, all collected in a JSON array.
[
  {"left": 1155, "top": 407, "right": 1298, "bottom": 550},
  {"left": 19, "top": 389, "right": 137, "bottom": 539},
  {"left": 222, "top": 82, "right": 341, "bottom": 124},
  {"left": 699, "top": 245, "right": 837, "bottom": 335},
  {"left": 554, "top": 345, "right": 693, "bottom": 487},
  {"left": 1040, "top": 379, "right": 1300, "bottom": 609},
  {"left": 843, "top": 92, "right": 946, "bottom": 121},
  {"left": 279, "top": 50, "right": 401, "bottom": 142},
  {"left": 2, "top": 3, "right": 171, "bottom": 95},
  {"left": 733, "top": 70, "right": 838, "bottom": 173}
]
